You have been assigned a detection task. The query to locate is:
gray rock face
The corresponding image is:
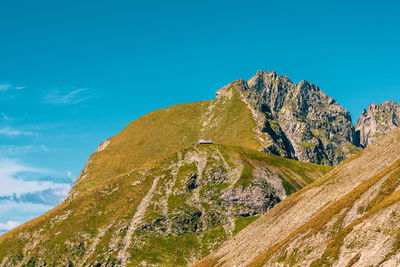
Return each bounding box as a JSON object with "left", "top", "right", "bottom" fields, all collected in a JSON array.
[
  {"left": 355, "top": 100, "right": 400, "bottom": 147},
  {"left": 222, "top": 70, "right": 359, "bottom": 165},
  {"left": 140, "top": 164, "right": 285, "bottom": 237}
]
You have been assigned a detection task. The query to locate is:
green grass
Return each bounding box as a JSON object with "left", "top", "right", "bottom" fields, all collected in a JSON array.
[
  {"left": 281, "top": 179, "right": 297, "bottom": 196},
  {"left": 235, "top": 163, "right": 253, "bottom": 188},
  {"left": 129, "top": 231, "right": 200, "bottom": 266},
  {"left": 0, "top": 141, "right": 331, "bottom": 265},
  {"left": 73, "top": 82, "right": 259, "bottom": 195},
  {"left": 300, "top": 142, "right": 316, "bottom": 148},
  {"left": 233, "top": 216, "right": 259, "bottom": 236}
]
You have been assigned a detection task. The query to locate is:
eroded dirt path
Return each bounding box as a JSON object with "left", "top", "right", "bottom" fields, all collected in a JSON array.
[{"left": 117, "top": 176, "right": 161, "bottom": 266}]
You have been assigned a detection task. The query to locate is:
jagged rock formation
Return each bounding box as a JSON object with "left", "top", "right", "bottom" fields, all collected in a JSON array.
[
  {"left": 0, "top": 145, "right": 330, "bottom": 266},
  {"left": 217, "top": 71, "right": 359, "bottom": 165},
  {"left": 195, "top": 127, "right": 400, "bottom": 267},
  {"left": 355, "top": 100, "right": 400, "bottom": 148}
]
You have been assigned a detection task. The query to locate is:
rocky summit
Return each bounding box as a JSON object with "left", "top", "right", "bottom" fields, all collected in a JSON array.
[
  {"left": 218, "top": 71, "right": 359, "bottom": 165},
  {"left": 355, "top": 100, "right": 400, "bottom": 148}
]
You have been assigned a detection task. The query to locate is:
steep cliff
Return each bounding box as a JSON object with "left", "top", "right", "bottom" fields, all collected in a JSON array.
[
  {"left": 355, "top": 100, "right": 400, "bottom": 147},
  {"left": 217, "top": 71, "right": 359, "bottom": 165}
]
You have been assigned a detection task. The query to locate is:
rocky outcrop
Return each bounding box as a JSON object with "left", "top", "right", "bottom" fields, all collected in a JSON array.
[
  {"left": 355, "top": 100, "right": 400, "bottom": 147},
  {"left": 218, "top": 71, "right": 359, "bottom": 165}
]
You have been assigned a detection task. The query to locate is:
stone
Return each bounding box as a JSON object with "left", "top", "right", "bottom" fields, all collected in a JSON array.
[{"left": 355, "top": 100, "right": 400, "bottom": 147}]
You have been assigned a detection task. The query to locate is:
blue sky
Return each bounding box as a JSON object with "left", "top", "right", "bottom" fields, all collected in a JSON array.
[{"left": 0, "top": 0, "right": 399, "bottom": 234}]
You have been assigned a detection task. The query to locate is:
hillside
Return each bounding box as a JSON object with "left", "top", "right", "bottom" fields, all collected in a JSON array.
[
  {"left": 69, "top": 71, "right": 365, "bottom": 200},
  {"left": 2, "top": 70, "right": 398, "bottom": 266},
  {"left": 0, "top": 145, "right": 330, "bottom": 266},
  {"left": 195, "top": 127, "right": 400, "bottom": 266},
  {"left": 68, "top": 81, "right": 259, "bottom": 198}
]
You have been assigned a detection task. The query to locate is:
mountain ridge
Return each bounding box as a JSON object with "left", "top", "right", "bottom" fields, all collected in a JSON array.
[
  {"left": 217, "top": 71, "right": 357, "bottom": 165},
  {"left": 355, "top": 100, "right": 400, "bottom": 148}
]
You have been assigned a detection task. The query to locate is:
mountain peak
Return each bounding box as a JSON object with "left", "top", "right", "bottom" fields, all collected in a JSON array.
[
  {"left": 249, "top": 70, "right": 292, "bottom": 85},
  {"left": 216, "top": 72, "right": 356, "bottom": 165},
  {"left": 255, "top": 70, "right": 277, "bottom": 76},
  {"left": 356, "top": 100, "right": 400, "bottom": 147}
]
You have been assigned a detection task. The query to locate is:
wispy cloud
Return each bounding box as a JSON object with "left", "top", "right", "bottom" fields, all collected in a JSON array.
[
  {"left": 0, "top": 145, "right": 33, "bottom": 155},
  {"left": 0, "top": 158, "right": 72, "bottom": 234},
  {"left": 0, "top": 113, "right": 13, "bottom": 122},
  {"left": 0, "top": 127, "right": 36, "bottom": 137},
  {"left": 0, "top": 83, "right": 25, "bottom": 92},
  {"left": 0, "top": 145, "right": 48, "bottom": 155},
  {"left": 67, "top": 171, "right": 75, "bottom": 181},
  {"left": 0, "top": 220, "right": 21, "bottom": 233},
  {"left": 44, "top": 88, "right": 92, "bottom": 105},
  {"left": 0, "top": 186, "right": 70, "bottom": 205},
  {"left": 0, "top": 200, "right": 54, "bottom": 235},
  {"left": 0, "top": 158, "right": 71, "bottom": 197}
]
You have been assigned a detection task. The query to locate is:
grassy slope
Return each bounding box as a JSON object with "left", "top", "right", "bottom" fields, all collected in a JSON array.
[
  {"left": 72, "top": 82, "right": 259, "bottom": 194},
  {"left": 0, "top": 145, "right": 331, "bottom": 266},
  {"left": 195, "top": 127, "right": 400, "bottom": 267}
]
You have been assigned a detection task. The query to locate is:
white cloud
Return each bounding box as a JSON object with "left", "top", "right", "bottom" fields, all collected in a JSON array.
[
  {"left": 0, "top": 83, "right": 12, "bottom": 91},
  {"left": 40, "top": 144, "right": 49, "bottom": 152},
  {"left": 66, "top": 171, "right": 75, "bottom": 181},
  {"left": 0, "top": 145, "right": 48, "bottom": 155},
  {"left": 0, "top": 113, "right": 13, "bottom": 121},
  {"left": 0, "top": 127, "right": 36, "bottom": 137},
  {"left": 44, "top": 88, "right": 91, "bottom": 105},
  {"left": 0, "top": 158, "right": 71, "bottom": 197},
  {"left": 0, "top": 83, "right": 25, "bottom": 92},
  {"left": 0, "top": 220, "right": 21, "bottom": 232},
  {"left": 0, "top": 159, "right": 72, "bottom": 234},
  {"left": 0, "top": 145, "right": 33, "bottom": 154},
  {"left": 0, "top": 200, "right": 54, "bottom": 234}
]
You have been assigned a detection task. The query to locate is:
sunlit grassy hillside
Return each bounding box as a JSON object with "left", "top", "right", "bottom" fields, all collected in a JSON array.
[
  {"left": 0, "top": 144, "right": 331, "bottom": 266},
  {"left": 71, "top": 82, "right": 259, "bottom": 195}
]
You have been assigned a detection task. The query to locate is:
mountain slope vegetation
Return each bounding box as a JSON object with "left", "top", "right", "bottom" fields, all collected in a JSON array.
[
  {"left": 0, "top": 145, "right": 330, "bottom": 266},
  {"left": 195, "top": 127, "right": 400, "bottom": 267},
  {"left": 69, "top": 82, "right": 259, "bottom": 198}
]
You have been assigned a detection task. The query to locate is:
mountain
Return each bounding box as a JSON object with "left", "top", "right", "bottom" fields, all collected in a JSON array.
[
  {"left": 67, "top": 72, "right": 360, "bottom": 201},
  {"left": 1, "top": 70, "right": 398, "bottom": 266},
  {"left": 67, "top": 81, "right": 260, "bottom": 200},
  {"left": 355, "top": 100, "right": 400, "bottom": 148},
  {"left": 219, "top": 71, "right": 359, "bottom": 165},
  {"left": 0, "top": 145, "right": 330, "bottom": 266},
  {"left": 195, "top": 127, "right": 400, "bottom": 267}
]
